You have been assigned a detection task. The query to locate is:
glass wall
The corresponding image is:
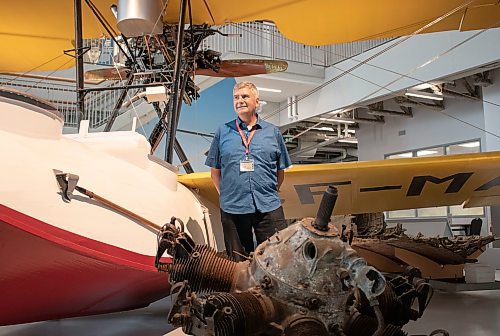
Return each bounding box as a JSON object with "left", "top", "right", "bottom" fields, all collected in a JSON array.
[{"left": 386, "top": 140, "right": 484, "bottom": 219}]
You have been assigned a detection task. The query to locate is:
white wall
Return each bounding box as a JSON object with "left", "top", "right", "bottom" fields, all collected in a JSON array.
[
  {"left": 481, "top": 69, "right": 500, "bottom": 247},
  {"left": 357, "top": 96, "right": 486, "bottom": 160},
  {"left": 483, "top": 69, "right": 500, "bottom": 151}
]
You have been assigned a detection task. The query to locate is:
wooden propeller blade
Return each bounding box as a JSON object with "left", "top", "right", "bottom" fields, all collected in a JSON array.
[
  {"left": 195, "top": 59, "right": 288, "bottom": 77},
  {"left": 85, "top": 60, "right": 288, "bottom": 80},
  {"left": 84, "top": 67, "right": 130, "bottom": 81}
]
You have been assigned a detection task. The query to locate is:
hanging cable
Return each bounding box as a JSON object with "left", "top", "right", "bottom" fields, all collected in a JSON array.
[
  {"left": 286, "top": 19, "right": 500, "bottom": 143},
  {"left": 262, "top": 0, "right": 477, "bottom": 122}
]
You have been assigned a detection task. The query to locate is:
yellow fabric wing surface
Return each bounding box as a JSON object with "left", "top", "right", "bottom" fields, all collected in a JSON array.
[
  {"left": 178, "top": 151, "right": 500, "bottom": 219},
  {"left": 1, "top": 0, "right": 499, "bottom": 71}
]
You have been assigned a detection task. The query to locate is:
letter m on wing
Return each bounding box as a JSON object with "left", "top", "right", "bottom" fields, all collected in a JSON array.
[{"left": 406, "top": 172, "right": 473, "bottom": 197}]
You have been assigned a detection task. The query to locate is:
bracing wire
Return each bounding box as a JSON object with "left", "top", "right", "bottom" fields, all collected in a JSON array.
[{"left": 227, "top": 0, "right": 500, "bottom": 142}]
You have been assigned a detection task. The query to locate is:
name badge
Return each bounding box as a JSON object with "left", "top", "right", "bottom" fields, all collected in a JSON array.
[{"left": 240, "top": 159, "right": 255, "bottom": 172}]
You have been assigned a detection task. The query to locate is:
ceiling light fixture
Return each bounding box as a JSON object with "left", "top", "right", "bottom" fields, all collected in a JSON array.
[
  {"left": 324, "top": 109, "right": 344, "bottom": 116},
  {"left": 409, "top": 82, "right": 441, "bottom": 91},
  {"left": 319, "top": 117, "right": 356, "bottom": 124},
  {"left": 391, "top": 152, "right": 413, "bottom": 159},
  {"left": 459, "top": 141, "right": 480, "bottom": 148},
  {"left": 338, "top": 137, "right": 358, "bottom": 144},
  {"left": 312, "top": 126, "right": 335, "bottom": 131},
  {"left": 405, "top": 90, "right": 443, "bottom": 101},
  {"left": 417, "top": 150, "right": 438, "bottom": 156},
  {"left": 257, "top": 87, "right": 282, "bottom": 93}
]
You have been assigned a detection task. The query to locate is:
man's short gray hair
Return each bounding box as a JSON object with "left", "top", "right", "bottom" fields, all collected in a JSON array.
[{"left": 233, "top": 81, "right": 259, "bottom": 98}]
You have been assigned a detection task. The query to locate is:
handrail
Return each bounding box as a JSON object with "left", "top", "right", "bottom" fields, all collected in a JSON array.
[
  {"left": 203, "top": 22, "right": 391, "bottom": 67},
  {"left": 1, "top": 74, "right": 142, "bottom": 128}
]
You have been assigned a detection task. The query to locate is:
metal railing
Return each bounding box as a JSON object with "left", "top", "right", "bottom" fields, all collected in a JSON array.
[
  {"left": 54, "top": 84, "right": 143, "bottom": 128},
  {"left": 0, "top": 75, "right": 141, "bottom": 129},
  {"left": 83, "top": 24, "right": 391, "bottom": 68},
  {"left": 203, "top": 22, "right": 392, "bottom": 67}
]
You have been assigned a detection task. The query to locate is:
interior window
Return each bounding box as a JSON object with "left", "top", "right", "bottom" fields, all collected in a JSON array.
[
  {"left": 449, "top": 205, "right": 484, "bottom": 216},
  {"left": 387, "top": 209, "right": 416, "bottom": 218},
  {"left": 387, "top": 152, "right": 412, "bottom": 159},
  {"left": 417, "top": 206, "right": 447, "bottom": 217},
  {"left": 386, "top": 140, "right": 484, "bottom": 220},
  {"left": 446, "top": 141, "right": 480, "bottom": 155},
  {"left": 416, "top": 147, "right": 444, "bottom": 157}
]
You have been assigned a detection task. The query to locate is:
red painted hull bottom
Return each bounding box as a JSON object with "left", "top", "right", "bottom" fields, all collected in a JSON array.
[{"left": 0, "top": 204, "right": 172, "bottom": 326}]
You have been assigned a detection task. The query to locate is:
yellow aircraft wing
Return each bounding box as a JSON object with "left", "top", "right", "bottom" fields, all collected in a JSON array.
[
  {"left": 178, "top": 151, "right": 500, "bottom": 219},
  {"left": 1, "top": 0, "right": 499, "bottom": 71}
]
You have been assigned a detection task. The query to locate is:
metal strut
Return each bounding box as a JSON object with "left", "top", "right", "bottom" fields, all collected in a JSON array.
[
  {"left": 164, "top": 0, "right": 188, "bottom": 163},
  {"left": 74, "top": 0, "right": 85, "bottom": 129}
]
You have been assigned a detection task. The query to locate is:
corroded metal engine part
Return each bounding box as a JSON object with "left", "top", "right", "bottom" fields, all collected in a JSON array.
[
  {"left": 343, "top": 312, "right": 408, "bottom": 336},
  {"left": 354, "top": 212, "right": 387, "bottom": 237},
  {"left": 168, "top": 281, "right": 277, "bottom": 336},
  {"left": 344, "top": 274, "right": 433, "bottom": 335},
  {"left": 159, "top": 186, "right": 440, "bottom": 336},
  {"left": 169, "top": 245, "right": 239, "bottom": 293},
  {"left": 241, "top": 216, "right": 386, "bottom": 334}
]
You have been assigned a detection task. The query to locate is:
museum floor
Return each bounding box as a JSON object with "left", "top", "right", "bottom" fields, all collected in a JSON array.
[{"left": 1, "top": 273, "right": 499, "bottom": 336}]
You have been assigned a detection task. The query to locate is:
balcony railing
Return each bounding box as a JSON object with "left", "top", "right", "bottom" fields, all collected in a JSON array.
[
  {"left": 203, "top": 22, "right": 392, "bottom": 67},
  {"left": 55, "top": 85, "right": 143, "bottom": 128},
  {"left": 87, "top": 22, "right": 391, "bottom": 68},
  {"left": 0, "top": 75, "right": 141, "bottom": 129}
]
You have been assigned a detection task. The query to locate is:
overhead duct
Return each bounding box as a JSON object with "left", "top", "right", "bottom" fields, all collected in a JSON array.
[{"left": 117, "top": 0, "right": 164, "bottom": 37}]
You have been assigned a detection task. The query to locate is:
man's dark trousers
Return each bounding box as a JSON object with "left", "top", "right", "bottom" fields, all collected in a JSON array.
[{"left": 220, "top": 206, "right": 287, "bottom": 261}]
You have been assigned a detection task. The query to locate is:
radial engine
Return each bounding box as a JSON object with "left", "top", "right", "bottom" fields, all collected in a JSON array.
[{"left": 155, "top": 186, "right": 437, "bottom": 336}]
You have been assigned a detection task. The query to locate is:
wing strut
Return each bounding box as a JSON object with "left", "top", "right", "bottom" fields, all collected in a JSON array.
[
  {"left": 74, "top": 0, "right": 85, "bottom": 129},
  {"left": 164, "top": 0, "right": 189, "bottom": 164},
  {"left": 104, "top": 72, "right": 134, "bottom": 132}
]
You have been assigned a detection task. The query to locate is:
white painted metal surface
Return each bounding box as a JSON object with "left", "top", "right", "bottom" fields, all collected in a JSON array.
[{"left": 0, "top": 93, "right": 215, "bottom": 256}]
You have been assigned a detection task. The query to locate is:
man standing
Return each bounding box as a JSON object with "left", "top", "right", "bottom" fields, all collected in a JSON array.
[{"left": 205, "top": 81, "right": 292, "bottom": 261}]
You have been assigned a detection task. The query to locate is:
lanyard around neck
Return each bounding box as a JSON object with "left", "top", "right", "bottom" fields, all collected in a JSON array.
[{"left": 235, "top": 120, "right": 256, "bottom": 156}]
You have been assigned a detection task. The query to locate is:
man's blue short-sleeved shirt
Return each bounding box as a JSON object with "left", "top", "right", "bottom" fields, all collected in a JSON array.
[{"left": 205, "top": 116, "right": 292, "bottom": 214}]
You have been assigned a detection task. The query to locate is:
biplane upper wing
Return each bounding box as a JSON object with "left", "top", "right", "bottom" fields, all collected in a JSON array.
[
  {"left": 178, "top": 151, "right": 500, "bottom": 219},
  {"left": 1, "top": 0, "right": 499, "bottom": 71}
]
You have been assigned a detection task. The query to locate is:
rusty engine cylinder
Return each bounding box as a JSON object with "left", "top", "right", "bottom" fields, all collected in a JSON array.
[{"left": 169, "top": 245, "right": 238, "bottom": 293}]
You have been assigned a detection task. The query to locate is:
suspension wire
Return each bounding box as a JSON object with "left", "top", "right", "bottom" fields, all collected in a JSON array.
[
  {"left": 228, "top": 1, "right": 500, "bottom": 141},
  {"left": 149, "top": 0, "right": 170, "bottom": 36},
  {"left": 261, "top": 0, "right": 476, "bottom": 121},
  {"left": 231, "top": 22, "right": 500, "bottom": 111},
  {"left": 85, "top": 0, "right": 118, "bottom": 36},
  {"left": 1, "top": 57, "right": 74, "bottom": 95},
  {"left": 23, "top": 58, "right": 75, "bottom": 93},
  {"left": 288, "top": 20, "right": 500, "bottom": 143},
  {"left": 1, "top": 54, "right": 67, "bottom": 86},
  {"left": 287, "top": 21, "right": 500, "bottom": 142},
  {"left": 111, "top": 55, "right": 147, "bottom": 136},
  {"left": 84, "top": 0, "right": 133, "bottom": 65}
]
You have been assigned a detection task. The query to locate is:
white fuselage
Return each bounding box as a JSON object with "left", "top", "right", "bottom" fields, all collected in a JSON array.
[{"left": 0, "top": 93, "right": 214, "bottom": 257}]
